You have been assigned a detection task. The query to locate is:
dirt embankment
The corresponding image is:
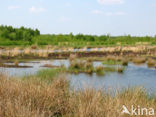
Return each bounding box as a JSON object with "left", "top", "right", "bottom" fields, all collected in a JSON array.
[{"left": 0, "top": 46, "right": 156, "bottom": 59}]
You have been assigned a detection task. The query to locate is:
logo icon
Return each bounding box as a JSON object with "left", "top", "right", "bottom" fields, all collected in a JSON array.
[
  {"left": 122, "top": 105, "right": 130, "bottom": 115},
  {"left": 121, "top": 105, "right": 155, "bottom": 116}
]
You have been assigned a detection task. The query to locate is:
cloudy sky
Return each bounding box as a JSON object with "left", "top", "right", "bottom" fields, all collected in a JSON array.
[{"left": 1, "top": 0, "right": 156, "bottom": 36}]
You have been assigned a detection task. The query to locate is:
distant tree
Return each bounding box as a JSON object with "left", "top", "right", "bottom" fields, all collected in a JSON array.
[
  {"left": 99, "top": 35, "right": 108, "bottom": 41},
  {"left": 35, "top": 29, "right": 40, "bottom": 36},
  {"left": 0, "top": 25, "right": 40, "bottom": 41},
  {"left": 75, "top": 34, "right": 85, "bottom": 40},
  {"left": 69, "top": 32, "right": 73, "bottom": 40},
  {"left": 7, "top": 26, "right": 14, "bottom": 32},
  {"left": 1, "top": 29, "right": 9, "bottom": 38},
  {"left": 9, "top": 32, "right": 17, "bottom": 40},
  {"left": 16, "top": 30, "right": 23, "bottom": 40},
  {"left": 20, "top": 26, "right": 25, "bottom": 30}
]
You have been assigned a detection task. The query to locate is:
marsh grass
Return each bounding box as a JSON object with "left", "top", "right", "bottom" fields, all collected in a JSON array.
[
  {"left": 95, "top": 66, "right": 105, "bottom": 76},
  {"left": 132, "top": 57, "right": 147, "bottom": 65},
  {"left": 0, "top": 74, "right": 70, "bottom": 117},
  {"left": 122, "top": 60, "right": 128, "bottom": 66},
  {"left": 14, "top": 60, "right": 19, "bottom": 66},
  {"left": 102, "top": 60, "right": 122, "bottom": 65},
  {"left": 117, "top": 67, "right": 125, "bottom": 73},
  {"left": 69, "top": 53, "right": 77, "bottom": 61},
  {"left": 0, "top": 74, "right": 156, "bottom": 117},
  {"left": 147, "top": 58, "right": 156, "bottom": 68},
  {"left": 69, "top": 59, "right": 94, "bottom": 74},
  {"left": 36, "top": 68, "right": 66, "bottom": 81},
  {"left": 69, "top": 58, "right": 126, "bottom": 75}
]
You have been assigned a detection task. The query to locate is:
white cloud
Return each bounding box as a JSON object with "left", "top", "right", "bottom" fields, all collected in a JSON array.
[
  {"left": 8, "top": 5, "right": 20, "bottom": 10},
  {"left": 97, "top": 0, "right": 124, "bottom": 5},
  {"left": 92, "top": 10, "right": 102, "bottom": 14},
  {"left": 29, "top": 6, "right": 46, "bottom": 13},
  {"left": 59, "top": 16, "right": 71, "bottom": 22}
]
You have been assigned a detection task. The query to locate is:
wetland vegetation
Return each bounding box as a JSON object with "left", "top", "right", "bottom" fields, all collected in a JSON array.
[
  {"left": 0, "top": 69, "right": 156, "bottom": 117},
  {"left": 0, "top": 25, "right": 156, "bottom": 117}
]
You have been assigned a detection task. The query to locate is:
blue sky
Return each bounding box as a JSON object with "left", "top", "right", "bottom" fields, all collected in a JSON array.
[{"left": 1, "top": 0, "right": 156, "bottom": 36}]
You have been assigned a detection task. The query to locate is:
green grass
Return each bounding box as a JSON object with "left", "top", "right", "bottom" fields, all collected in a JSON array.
[
  {"left": 36, "top": 67, "right": 66, "bottom": 81},
  {"left": 102, "top": 60, "right": 122, "bottom": 65},
  {"left": 95, "top": 66, "right": 105, "bottom": 76}
]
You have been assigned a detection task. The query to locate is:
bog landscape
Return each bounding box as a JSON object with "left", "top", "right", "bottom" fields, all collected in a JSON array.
[{"left": 0, "top": 25, "right": 156, "bottom": 116}]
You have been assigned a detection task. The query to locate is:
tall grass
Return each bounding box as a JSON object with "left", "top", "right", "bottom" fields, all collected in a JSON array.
[{"left": 0, "top": 74, "right": 155, "bottom": 117}]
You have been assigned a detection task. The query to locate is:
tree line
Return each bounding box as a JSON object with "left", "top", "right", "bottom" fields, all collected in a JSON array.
[
  {"left": 0, "top": 25, "right": 155, "bottom": 46},
  {"left": 0, "top": 25, "right": 40, "bottom": 42}
]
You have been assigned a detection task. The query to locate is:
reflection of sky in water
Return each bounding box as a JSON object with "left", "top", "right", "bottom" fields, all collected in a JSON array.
[
  {"left": 0, "top": 60, "right": 156, "bottom": 94},
  {"left": 70, "top": 63, "right": 156, "bottom": 94}
]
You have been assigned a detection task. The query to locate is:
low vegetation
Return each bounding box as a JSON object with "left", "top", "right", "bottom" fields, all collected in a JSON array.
[
  {"left": 95, "top": 66, "right": 105, "bottom": 76},
  {"left": 0, "top": 73, "right": 155, "bottom": 117},
  {"left": 147, "top": 58, "right": 156, "bottom": 68},
  {"left": 132, "top": 57, "right": 147, "bottom": 64},
  {"left": 69, "top": 59, "right": 94, "bottom": 74},
  {"left": 102, "top": 60, "right": 122, "bottom": 65},
  {"left": 122, "top": 60, "right": 128, "bottom": 66},
  {"left": 36, "top": 68, "right": 66, "bottom": 81},
  {"left": 117, "top": 67, "right": 125, "bottom": 73}
]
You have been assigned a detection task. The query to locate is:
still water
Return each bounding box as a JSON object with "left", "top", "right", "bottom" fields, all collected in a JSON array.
[{"left": 0, "top": 59, "right": 156, "bottom": 94}]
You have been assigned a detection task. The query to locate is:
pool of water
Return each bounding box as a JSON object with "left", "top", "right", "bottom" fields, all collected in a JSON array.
[{"left": 0, "top": 59, "right": 156, "bottom": 94}]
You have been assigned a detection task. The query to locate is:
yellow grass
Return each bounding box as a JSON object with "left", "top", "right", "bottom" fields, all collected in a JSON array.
[
  {"left": 132, "top": 57, "right": 146, "bottom": 64},
  {"left": 147, "top": 58, "right": 156, "bottom": 68},
  {"left": 0, "top": 73, "right": 155, "bottom": 117}
]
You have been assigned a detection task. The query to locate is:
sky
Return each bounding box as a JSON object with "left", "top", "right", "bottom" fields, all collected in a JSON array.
[{"left": 0, "top": 0, "right": 156, "bottom": 36}]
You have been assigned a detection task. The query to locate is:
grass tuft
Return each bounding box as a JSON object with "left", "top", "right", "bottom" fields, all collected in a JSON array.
[
  {"left": 95, "top": 66, "right": 105, "bottom": 76},
  {"left": 147, "top": 58, "right": 156, "bottom": 68},
  {"left": 132, "top": 57, "right": 146, "bottom": 64}
]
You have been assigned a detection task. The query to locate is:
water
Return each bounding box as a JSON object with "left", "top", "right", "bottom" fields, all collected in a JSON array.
[{"left": 0, "top": 59, "right": 156, "bottom": 94}]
